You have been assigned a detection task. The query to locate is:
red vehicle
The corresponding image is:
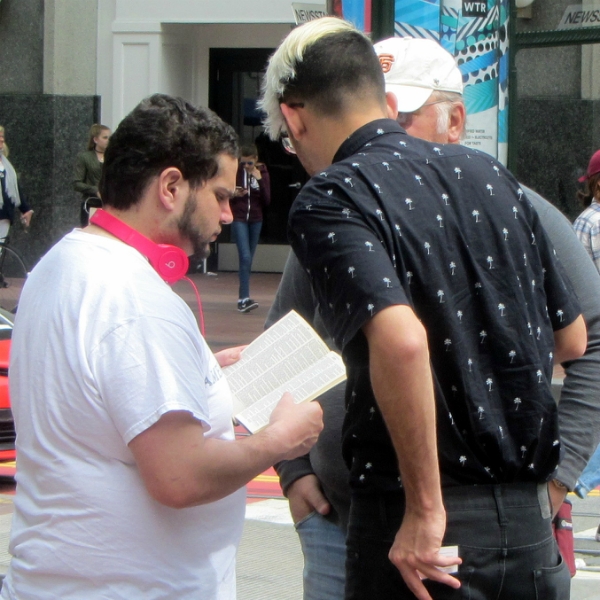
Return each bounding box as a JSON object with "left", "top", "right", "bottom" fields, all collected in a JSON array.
[{"left": 0, "top": 309, "right": 15, "bottom": 463}]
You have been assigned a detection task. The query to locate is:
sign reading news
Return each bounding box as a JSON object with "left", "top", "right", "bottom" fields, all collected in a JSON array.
[
  {"left": 292, "top": 3, "right": 328, "bottom": 24},
  {"left": 558, "top": 5, "right": 600, "bottom": 29}
]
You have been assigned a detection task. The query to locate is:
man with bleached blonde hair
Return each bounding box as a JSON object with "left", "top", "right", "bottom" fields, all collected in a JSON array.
[{"left": 261, "top": 18, "right": 586, "bottom": 600}]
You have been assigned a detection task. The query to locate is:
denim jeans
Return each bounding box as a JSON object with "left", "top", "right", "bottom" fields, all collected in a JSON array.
[
  {"left": 231, "top": 220, "right": 262, "bottom": 299},
  {"left": 295, "top": 512, "right": 346, "bottom": 600},
  {"left": 575, "top": 442, "right": 600, "bottom": 498},
  {"left": 345, "top": 483, "right": 570, "bottom": 600}
]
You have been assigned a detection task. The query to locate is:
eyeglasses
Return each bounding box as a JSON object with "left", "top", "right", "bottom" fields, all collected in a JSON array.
[
  {"left": 281, "top": 133, "right": 296, "bottom": 155},
  {"left": 397, "top": 99, "right": 451, "bottom": 126},
  {"left": 240, "top": 161, "right": 255, "bottom": 166}
]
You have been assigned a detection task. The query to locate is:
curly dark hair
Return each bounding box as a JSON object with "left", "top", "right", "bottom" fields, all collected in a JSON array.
[{"left": 100, "top": 94, "right": 238, "bottom": 210}]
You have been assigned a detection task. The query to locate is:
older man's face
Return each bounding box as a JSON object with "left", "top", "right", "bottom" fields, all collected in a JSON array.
[{"left": 397, "top": 98, "right": 451, "bottom": 144}]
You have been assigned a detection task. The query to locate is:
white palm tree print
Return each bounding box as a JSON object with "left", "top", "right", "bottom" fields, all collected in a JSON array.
[
  {"left": 433, "top": 147, "right": 442, "bottom": 155},
  {"left": 442, "top": 193, "right": 449, "bottom": 205},
  {"left": 437, "top": 290, "right": 445, "bottom": 303},
  {"left": 374, "top": 184, "right": 382, "bottom": 195},
  {"left": 509, "top": 350, "right": 516, "bottom": 363},
  {"left": 328, "top": 232, "right": 336, "bottom": 243},
  {"left": 520, "top": 445, "right": 527, "bottom": 457},
  {"left": 344, "top": 177, "right": 353, "bottom": 187},
  {"left": 512, "top": 206, "right": 518, "bottom": 218},
  {"left": 459, "top": 456, "right": 467, "bottom": 466},
  {"left": 444, "top": 338, "right": 452, "bottom": 351},
  {"left": 503, "top": 228, "right": 509, "bottom": 240},
  {"left": 486, "top": 378, "right": 493, "bottom": 391},
  {"left": 352, "top": 162, "right": 360, "bottom": 168},
  {"left": 383, "top": 277, "right": 391, "bottom": 288},
  {"left": 486, "top": 184, "right": 494, "bottom": 195},
  {"left": 457, "top": 310, "right": 463, "bottom": 321},
  {"left": 348, "top": 266, "right": 356, "bottom": 278},
  {"left": 480, "top": 330, "right": 487, "bottom": 343},
  {"left": 556, "top": 309, "right": 564, "bottom": 322},
  {"left": 367, "top": 303, "right": 375, "bottom": 316},
  {"left": 450, "top": 262, "right": 456, "bottom": 275},
  {"left": 437, "top": 215, "right": 444, "bottom": 227},
  {"left": 527, "top": 322, "right": 533, "bottom": 335},
  {"left": 424, "top": 242, "right": 431, "bottom": 255},
  {"left": 394, "top": 224, "right": 402, "bottom": 236},
  {"left": 467, "top": 358, "right": 473, "bottom": 372},
  {"left": 517, "top": 188, "right": 524, "bottom": 200},
  {"left": 375, "top": 209, "right": 384, "bottom": 220},
  {"left": 493, "top": 165, "right": 500, "bottom": 176},
  {"left": 472, "top": 210, "right": 480, "bottom": 222},
  {"left": 342, "top": 208, "right": 351, "bottom": 218},
  {"left": 514, "top": 397, "right": 521, "bottom": 411},
  {"left": 382, "top": 162, "right": 390, "bottom": 170},
  {"left": 487, "top": 256, "right": 494, "bottom": 269},
  {"left": 327, "top": 189, "right": 333, "bottom": 196},
  {"left": 536, "top": 369, "right": 543, "bottom": 383},
  {"left": 365, "top": 241, "right": 374, "bottom": 252},
  {"left": 477, "top": 406, "right": 485, "bottom": 420},
  {"left": 407, "top": 271, "right": 413, "bottom": 284},
  {"left": 454, "top": 167, "right": 462, "bottom": 179},
  {"left": 415, "top": 174, "right": 423, "bottom": 185},
  {"left": 405, "top": 198, "right": 414, "bottom": 210},
  {"left": 498, "top": 303, "right": 506, "bottom": 316},
  {"left": 531, "top": 232, "right": 536, "bottom": 246}
]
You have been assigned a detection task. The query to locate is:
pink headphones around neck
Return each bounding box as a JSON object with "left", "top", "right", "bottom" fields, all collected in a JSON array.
[{"left": 90, "top": 209, "right": 189, "bottom": 284}]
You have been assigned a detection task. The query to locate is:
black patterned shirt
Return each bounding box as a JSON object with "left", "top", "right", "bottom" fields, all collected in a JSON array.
[{"left": 288, "top": 119, "right": 581, "bottom": 492}]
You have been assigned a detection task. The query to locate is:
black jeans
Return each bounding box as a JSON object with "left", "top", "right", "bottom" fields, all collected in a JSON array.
[{"left": 345, "top": 483, "right": 570, "bottom": 600}]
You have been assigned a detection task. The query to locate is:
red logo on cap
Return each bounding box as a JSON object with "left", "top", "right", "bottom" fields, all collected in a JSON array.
[{"left": 378, "top": 54, "right": 394, "bottom": 74}]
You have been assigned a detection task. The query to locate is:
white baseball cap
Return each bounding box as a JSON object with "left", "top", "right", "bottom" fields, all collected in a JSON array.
[{"left": 373, "top": 37, "right": 463, "bottom": 113}]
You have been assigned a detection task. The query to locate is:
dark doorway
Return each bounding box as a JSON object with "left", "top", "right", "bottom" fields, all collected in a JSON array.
[{"left": 209, "top": 48, "right": 308, "bottom": 252}]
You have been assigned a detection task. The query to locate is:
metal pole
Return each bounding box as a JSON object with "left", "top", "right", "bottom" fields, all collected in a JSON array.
[{"left": 371, "top": 0, "right": 395, "bottom": 42}]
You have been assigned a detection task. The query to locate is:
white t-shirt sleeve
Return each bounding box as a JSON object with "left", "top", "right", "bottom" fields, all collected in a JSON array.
[{"left": 90, "top": 315, "right": 212, "bottom": 444}]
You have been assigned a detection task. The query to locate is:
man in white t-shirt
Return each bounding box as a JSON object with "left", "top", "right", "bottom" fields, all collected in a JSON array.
[{"left": 1, "top": 94, "right": 323, "bottom": 600}]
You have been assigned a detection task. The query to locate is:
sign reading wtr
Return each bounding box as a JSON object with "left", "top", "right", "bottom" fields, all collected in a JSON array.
[{"left": 462, "top": 0, "right": 488, "bottom": 17}]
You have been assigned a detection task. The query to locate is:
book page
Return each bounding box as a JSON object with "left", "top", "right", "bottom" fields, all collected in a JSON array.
[
  {"left": 235, "top": 351, "right": 346, "bottom": 433},
  {"left": 224, "top": 311, "right": 333, "bottom": 416}
]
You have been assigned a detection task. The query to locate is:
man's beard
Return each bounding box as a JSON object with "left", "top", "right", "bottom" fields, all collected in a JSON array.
[{"left": 177, "top": 193, "right": 212, "bottom": 261}]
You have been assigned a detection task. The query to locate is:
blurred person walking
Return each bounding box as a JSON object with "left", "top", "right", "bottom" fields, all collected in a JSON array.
[
  {"left": 0, "top": 126, "right": 34, "bottom": 243},
  {"left": 573, "top": 148, "right": 600, "bottom": 541},
  {"left": 230, "top": 143, "right": 270, "bottom": 312},
  {"left": 73, "top": 123, "right": 110, "bottom": 226}
]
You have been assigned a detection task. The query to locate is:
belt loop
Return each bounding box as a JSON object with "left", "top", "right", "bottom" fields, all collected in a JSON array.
[{"left": 537, "top": 483, "right": 551, "bottom": 520}]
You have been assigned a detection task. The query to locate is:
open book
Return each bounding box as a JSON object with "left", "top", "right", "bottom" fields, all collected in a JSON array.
[{"left": 223, "top": 310, "right": 347, "bottom": 433}]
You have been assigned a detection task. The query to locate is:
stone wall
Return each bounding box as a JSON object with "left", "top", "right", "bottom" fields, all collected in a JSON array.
[{"left": 0, "top": 94, "right": 99, "bottom": 268}]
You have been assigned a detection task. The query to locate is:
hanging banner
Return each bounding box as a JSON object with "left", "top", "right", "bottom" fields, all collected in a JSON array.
[
  {"left": 392, "top": 0, "right": 508, "bottom": 163},
  {"left": 337, "top": 0, "right": 508, "bottom": 163}
]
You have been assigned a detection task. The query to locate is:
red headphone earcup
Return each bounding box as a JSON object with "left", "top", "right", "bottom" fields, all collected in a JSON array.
[{"left": 152, "top": 245, "right": 189, "bottom": 284}]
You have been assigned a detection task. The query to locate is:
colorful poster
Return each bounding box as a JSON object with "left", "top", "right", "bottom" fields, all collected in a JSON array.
[
  {"left": 391, "top": 0, "right": 508, "bottom": 162},
  {"left": 342, "top": 0, "right": 372, "bottom": 33}
]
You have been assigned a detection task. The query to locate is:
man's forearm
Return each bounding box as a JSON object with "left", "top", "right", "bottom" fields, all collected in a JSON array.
[{"left": 363, "top": 305, "right": 443, "bottom": 511}]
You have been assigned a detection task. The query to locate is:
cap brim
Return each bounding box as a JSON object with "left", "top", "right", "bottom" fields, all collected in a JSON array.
[
  {"left": 578, "top": 174, "right": 587, "bottom": 183},
  {"left": 386, "top": 85, "right": 432, "bottom": 113}
]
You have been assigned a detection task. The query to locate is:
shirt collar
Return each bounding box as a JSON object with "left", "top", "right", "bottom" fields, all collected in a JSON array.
[{"left": 332, "top": 119, "right": 406, "bottom": 164}]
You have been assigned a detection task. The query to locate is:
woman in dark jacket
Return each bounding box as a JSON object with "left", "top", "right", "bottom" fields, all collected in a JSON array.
[
  {"left": 73, "top": 123, "right": 110, "bottom": 226},
  {"left": 229, "top": 144, "right": 270, "bottom": 312}
]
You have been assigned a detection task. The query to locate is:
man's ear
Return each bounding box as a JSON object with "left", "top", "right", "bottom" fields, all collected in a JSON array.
[
  {"left": 385, "top": 92, "right": 398, "bottom": 120},
  {"left": 157, "top": 167, "right": 185, "bottom": 212},
  {"left": 448, "top": 103, "right": 467, "bottom": 144},
  {"left": 280, "top": 103, "right": 307, "bottom": 141}
]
